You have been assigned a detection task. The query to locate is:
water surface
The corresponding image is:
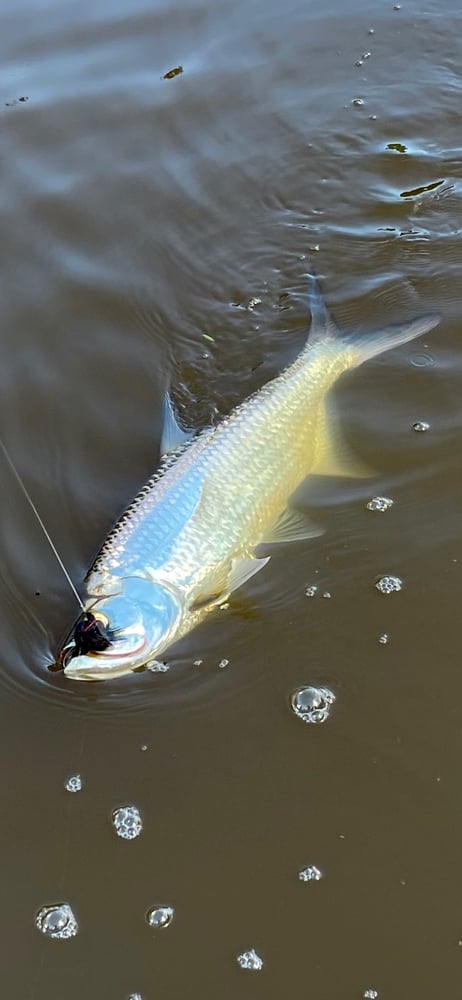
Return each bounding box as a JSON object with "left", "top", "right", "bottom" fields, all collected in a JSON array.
[{"left": 1, "top": 0, "right": 462, "bottom": 996}]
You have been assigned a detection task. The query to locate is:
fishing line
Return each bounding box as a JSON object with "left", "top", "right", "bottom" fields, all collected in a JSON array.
[{"left": 0, "top": 438, "right": 85, "bottom": 611}]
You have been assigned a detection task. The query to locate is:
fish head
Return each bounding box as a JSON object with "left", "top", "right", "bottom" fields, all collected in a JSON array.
[{"left": 60, "top": 576, "right": 181, "bottom": 680}]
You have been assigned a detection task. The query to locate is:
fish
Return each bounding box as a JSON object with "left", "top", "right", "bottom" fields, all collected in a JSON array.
[{"left": 59, "top": 275, "right": 440, "bottom": 680}]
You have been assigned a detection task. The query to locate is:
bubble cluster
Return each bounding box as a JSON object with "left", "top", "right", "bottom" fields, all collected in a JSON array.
[
  {"left": 291, "top": 686, "right": 335, "bottom": 724},
  {"left": 305, "top": 585, "right": 318, "bottom": 597},
  {"left": 146, "top": 905, "right": 174, "bottom": 928},
  {"left": 237, "top": 948, "right": 264, "bottom": 971},
  {"left": 128, "top": 994, "right": 143, "bottom": 1000},
  {"left": 65, "top": 774, "right": 82, "bottom": 793},
  {"left": 378, "top": 633, "right": 390, "bottom": 645},
  {"left": 35, "top": 903, "right": 78, "bottom": 940},
  {"left": 147, "top": 661, "right": 170, "bottom": 672},
  {"left": 375, "top": 575, "right": 402, "bottom": 595},
  {"left": 112, "top": 805, "right": 143, "bottom": 840},
  {"left": 299, "top": 864, "right": 323, "bottom": 882},
  {"left": 366, "top": 496, "right": 393, "bottom": 513},
  {"left": 218, "top": 658, "right": 229, "bottom": 669},
  {"left": 364, "top": 990, "right": 379, "bottom": 999}
]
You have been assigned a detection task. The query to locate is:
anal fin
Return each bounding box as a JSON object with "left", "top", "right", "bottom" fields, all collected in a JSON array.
[{"left": 310, "top": 400, "right": 376, "bottom": 479}]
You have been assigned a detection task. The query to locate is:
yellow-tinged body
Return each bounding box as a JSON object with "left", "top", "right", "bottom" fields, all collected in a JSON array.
[{"left": 62, "top": 277, "right": 440, "bottom": 679}]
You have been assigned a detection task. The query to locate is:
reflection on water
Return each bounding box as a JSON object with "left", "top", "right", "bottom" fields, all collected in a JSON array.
[{"left": 1, "top": 0, "right": 462, "bottom": 996}]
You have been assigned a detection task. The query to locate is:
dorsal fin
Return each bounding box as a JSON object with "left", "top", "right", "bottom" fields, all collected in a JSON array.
[{"left": 160, "top": 392, "right": 194, "bottom": 456}]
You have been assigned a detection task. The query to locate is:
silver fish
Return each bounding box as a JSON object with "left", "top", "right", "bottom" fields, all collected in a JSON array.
[{"left": 60, "top": 276, "right": 440, "bottom": 680}]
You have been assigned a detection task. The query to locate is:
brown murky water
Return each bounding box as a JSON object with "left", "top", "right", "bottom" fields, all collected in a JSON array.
[{"left": 1, "top": 0, "right": 462, "bottom": 996}]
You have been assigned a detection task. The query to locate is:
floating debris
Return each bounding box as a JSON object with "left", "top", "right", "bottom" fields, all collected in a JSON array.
[
  {"left": 163, "top": 65, "right": 183, "bottom": 80},
  {"left": 112, "top": 805, "right": 143, "bottom": 840},
  {"left": 218, "top": 658, "right": 229, "bottom": 669},
  {"left": 299, "top": 864, "right": 323, "bottom": 882},
  {"left": 65, "top": 774, "right": 82, "bottom": 793},
  {"left": 247, "top": 297, "right": 262, "bottom": 311},
  {"left": 413, "top": 420, "right": 430, "bottom": 432},
  {"left": 35, "top": 903, "right": 78, "bottom": 940},
  {"left": 146, "top": 905, "right": 174, "bottom": 929},
  {"left": 375, "top": 575, "right": 402, "bottom": 595},
  {"left": 291, "top": 685, "right": 335, "bottom": 724},
  {"left": 366, "top": 496, "right": 393, "bottom": 513},
  {"left": 202, "top": 332, "right": 215, "bottom": 343},
  {"left": 237, "top": 948, "right": 264, "bottom": 971},
  {"left": 5, "top": 95, "right": 29, "bottom": 106},
  {"left": 378, "top": 633, "right": 390, "bottom": 645},
  {"left": 305, "top": 585, "right": 318, "bottom": 597}
]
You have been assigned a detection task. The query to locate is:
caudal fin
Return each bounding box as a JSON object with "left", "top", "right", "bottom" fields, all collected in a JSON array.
[
  {"left": 305, "top": 272, "right": 441, "bottom": 361},
  {"left": 306, "top": 272, "right": 340, "bottom": 342},
  {"left": 351, "top": 313, "right": 441, "bottom": 366}
]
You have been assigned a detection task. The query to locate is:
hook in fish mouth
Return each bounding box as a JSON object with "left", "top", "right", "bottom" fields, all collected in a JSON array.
[{"left": 54, "top": 612, "right": 111, "bottom": 671}]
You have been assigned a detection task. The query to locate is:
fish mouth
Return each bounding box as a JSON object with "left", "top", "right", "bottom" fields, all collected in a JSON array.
[
  {"left": 62, "top": 635, "right": 150, "bottom": 680},
  {"left": 56, "top": 611, "right": 149, "bottom": 679}
]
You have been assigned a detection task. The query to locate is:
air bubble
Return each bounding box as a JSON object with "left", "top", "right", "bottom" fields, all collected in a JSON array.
[
  {"left": 35, "top": 903, "right": 78, "bottom": 940},
  {"left": 128, "top": 995, "right": 143, "bottom": 1000},
  {"left": 65, "top": 774, "right": 82, "bottom": 793},
  {"left": 299, "top": 864, "right": 323, "bottom": 881},
  {"left": 366, "top": 496, "right": 393, "bottom": 513},
  {"left": 411, "top": 353, "right": 433, "bottom": 368},
  {"left": 218, "top": 659, "right": 229, "bottom": 669},
  {"left": 237, "top": 948, "right": 264, "bottom": 971},
  {"left": 291, "top": 685, "right": 335, "bottom": 724},
  {"left": 193, "top": 659, "right": 203, "bottom": 666},
  {"left": 413, "top": 420, "right": 430, "bottom": 432},
  {"left": 352, "top": 98, "right": 364, "bottom": 106},
  {"left": 378, "top": 633, "right": 390, "bottom": 644},
  {"left": 375, "top": 575, "right": 402, "bottom": 594},
  {"left": 146, "top": 905, "right": 174, "bottom": 928},
  {"left": 147, "top": 661, "right": 170, "bottom": 672},
  {"left": 112, "top": 805, "right": 143, "bottom": 840}
]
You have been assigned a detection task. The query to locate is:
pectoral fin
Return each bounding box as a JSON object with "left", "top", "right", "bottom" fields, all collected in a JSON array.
[
  {"left": 263, "top": 507, "right": 323, "bottom": 545},
  {"left": 160, "top": 392, "right": 194, "bottom": 456},
  {"left": 310, "top": 401, "right": 376, "bottom": 479},
  {"left": 191, "top": 555, "right": 270, "bottom": 611}
]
